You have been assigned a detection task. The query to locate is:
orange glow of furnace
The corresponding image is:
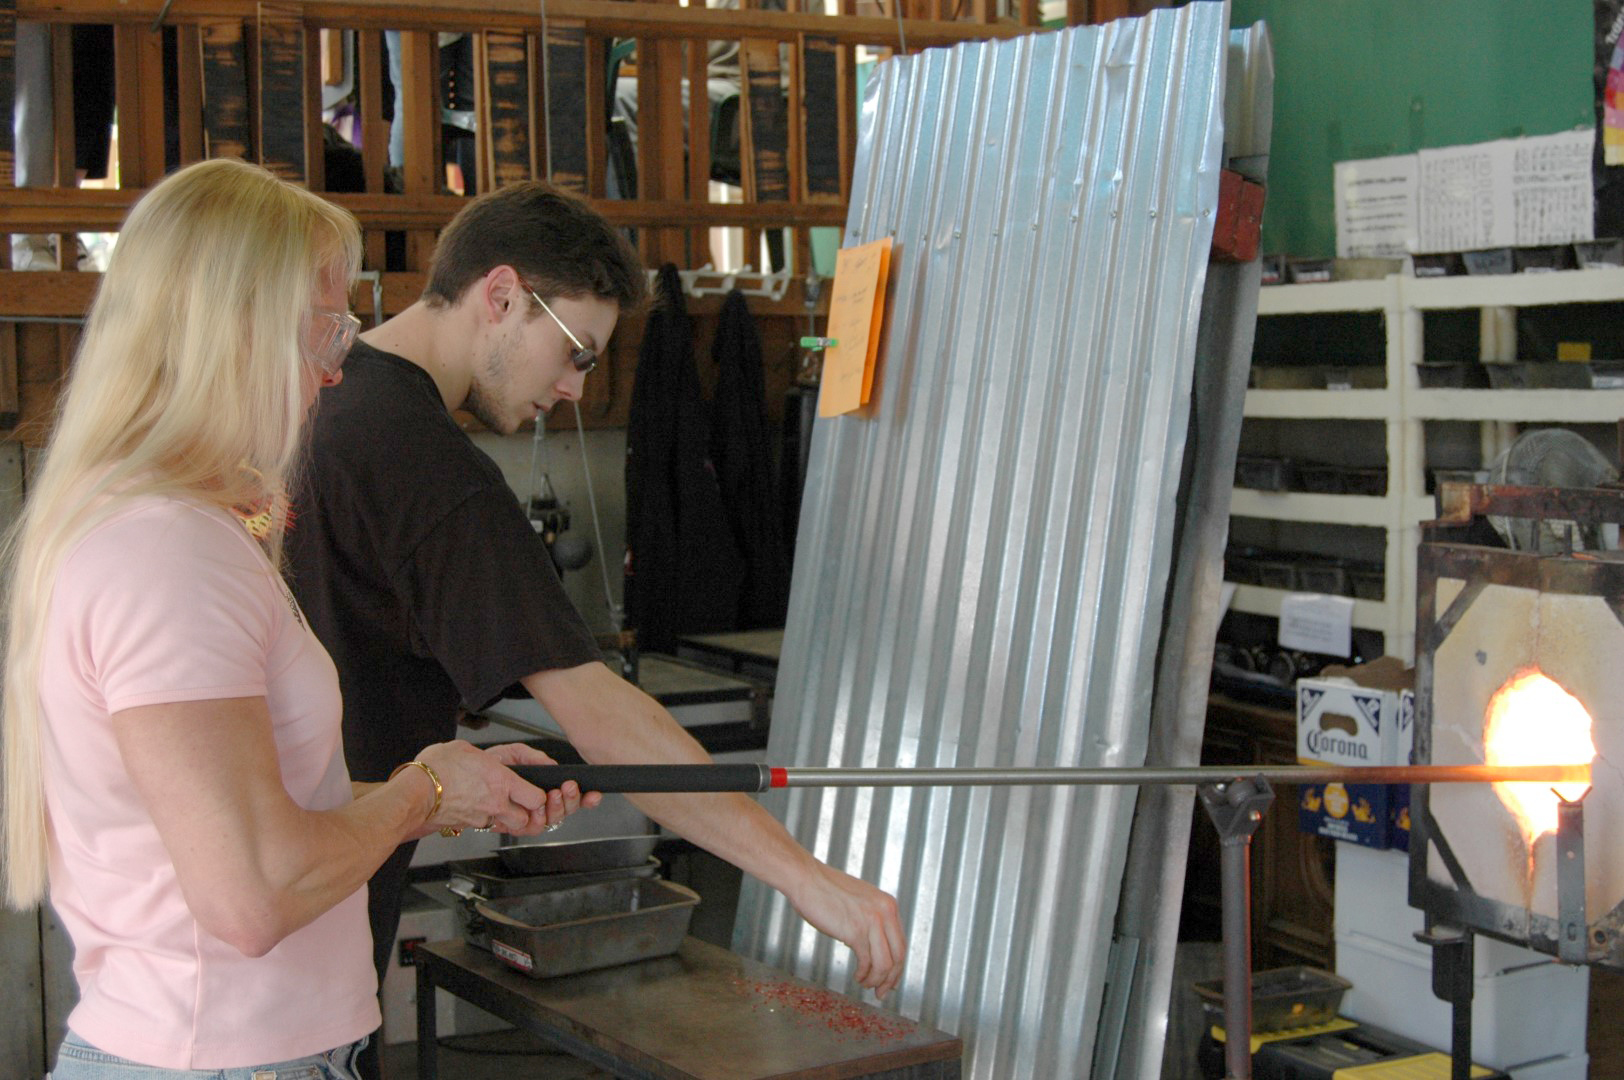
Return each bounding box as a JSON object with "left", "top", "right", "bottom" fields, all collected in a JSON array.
[{"left": 1483, "top": 669, "right": 1596, "bottom": 842}]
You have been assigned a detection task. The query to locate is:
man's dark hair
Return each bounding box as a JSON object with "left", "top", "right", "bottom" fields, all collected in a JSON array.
[{"left": 423, "top": 182, "right": 648, "bottom": 312}]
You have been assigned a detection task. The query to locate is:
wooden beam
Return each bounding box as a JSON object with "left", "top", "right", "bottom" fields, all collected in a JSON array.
[
  {"left": 543, "top": 19, "right": 589, "bottom": 193},
  {"left": 356, "top": 27, "right": 384, "bottom": 267},
  {"left": 0, "top": 324, "right": 17, "bottom": 430},
  {"left": 741, "top": 37, "right": 788, "bottom": 271},
  {"left": 175, "top": 24, "right": 205, "bottom": 164},
  {"left": 683, "top": 35, "right": 709, "bottom": 265},
  {"left": 654, "top": 34, "right": 685, "bottom": 264},
  {"left": 633, "top": 36, "right": 658, "bottom": 264},
  {"left": 200, "top": 20, "right": 252, "bottom": 159},
  {"left": 114, "top": 22, "right": 165, "bottom": 186},
  {"left": 257, "top": 2, "right": 306, "bottom": 182},
  {"left": 396, "top": 29, "right": 437, "bottom": 268},
  {"left": 800, "top": 34, "right": 840, "bottom": 201},
  {"left": 51, "top": 23, "right": 75, "bottom": 267},
  {"left": 483, "top": 29, "right": 532, "bottom": 188},
  {"left": 0, "top": 267, "right": 834, "bottom": 319},
  {"left": 17, "top": 0, "right": 1027, "bottom": 49},
  {"left": 320, "top": 24, "right": 341, "bottom": 83},
  {"left": 302, "top": 10, "right": 325, "bottom": 188},
  {"left": 0, "top": 0, "right": 14, "bottom": 187},
  {"left": 582, "top": 32, "right": 604, "bottom": 197},
  {"left": 1091, "top": 0, "right": 1132, "bottom": 20}
]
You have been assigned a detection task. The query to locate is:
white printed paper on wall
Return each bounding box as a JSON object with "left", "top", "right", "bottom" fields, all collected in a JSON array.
[
  {"left": 1418, "top": 142, "right": 1512, "bottom": 253},
  {"left": 1341, "top": 129, "right": 1596, "bottom": 256},
  {"left": 1335, "top": 154, "right": 1418, "bottom": 258},
  {"left": 1509, "top": 128, "right": 1595, "bottom": 247}
]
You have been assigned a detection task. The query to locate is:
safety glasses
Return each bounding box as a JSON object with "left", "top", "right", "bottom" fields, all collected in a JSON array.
[
  {"left": 306, "top": 309, "right": 362, "bottom": 377},
  {"left": 522, "top": 283, "right": 598, "bottom": 375}
]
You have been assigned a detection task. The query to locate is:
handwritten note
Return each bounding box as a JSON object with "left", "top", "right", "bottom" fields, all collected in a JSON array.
[{"left": 818, "top": 238, "right": 893, "bottom": 418}]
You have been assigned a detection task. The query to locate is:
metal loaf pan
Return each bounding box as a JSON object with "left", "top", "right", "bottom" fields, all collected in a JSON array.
[
  {"left": 477, "top": 878, "right": 700, "bottom": 979},
  {"left": 1193, "top": 965, "right": 1351, "bottom": 1034},
  {"left": 496, "top": 834, "right": 659, "bottom": 877}
]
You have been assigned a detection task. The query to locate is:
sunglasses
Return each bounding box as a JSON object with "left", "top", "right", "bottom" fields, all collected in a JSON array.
[
  {"left": 522, "top": 284, "right": 598, "bottom": 375},
  {"left": 307, "top": 309, "right": 361, "bottom": 377}
]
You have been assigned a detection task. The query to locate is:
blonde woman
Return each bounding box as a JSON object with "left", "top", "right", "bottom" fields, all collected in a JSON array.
[{"left": 1, "top": 158, "right": 585, "bottom": 1078}]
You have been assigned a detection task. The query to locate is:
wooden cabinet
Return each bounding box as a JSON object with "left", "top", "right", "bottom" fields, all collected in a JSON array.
[{"left": 1181, "top": 694, "right": 1336, "bottom": 970}]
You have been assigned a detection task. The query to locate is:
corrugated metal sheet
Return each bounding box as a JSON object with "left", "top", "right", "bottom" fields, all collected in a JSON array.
[
  {"left": 732, "top": 6, "right": 1233, "bottom": 1077},
  {"left": 1097, "top": 23, "right": 1273, "bottom": 1078}
]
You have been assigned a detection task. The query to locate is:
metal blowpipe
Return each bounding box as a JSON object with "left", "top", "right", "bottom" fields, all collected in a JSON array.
[{"left": 510, "top": 762, "right": 1591, "bottom": 794}]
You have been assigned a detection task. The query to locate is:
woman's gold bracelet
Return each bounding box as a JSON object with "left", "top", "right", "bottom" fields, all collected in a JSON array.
[{"left": 388, "top": 759, "right": 443, "bottom": 828}]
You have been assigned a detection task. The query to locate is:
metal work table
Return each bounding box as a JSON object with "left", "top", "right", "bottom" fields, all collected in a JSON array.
[
  {"left": 673, "top": 629, "right": 784, "bottom": 682},
  {"left": 415, "top": 937, "right": 961, "bottom": 1080}
]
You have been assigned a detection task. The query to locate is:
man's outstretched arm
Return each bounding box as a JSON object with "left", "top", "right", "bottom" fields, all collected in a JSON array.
[{"left": 523, "top": 661, "right": 906, "bottom": 998}]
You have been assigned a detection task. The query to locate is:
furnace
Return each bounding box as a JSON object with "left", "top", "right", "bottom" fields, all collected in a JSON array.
[
  {"left": 1410, "top": 482, "right": 1623, "bottom": 1076},
  {"left": 1412, "top": 482, "right": 1623, "bottom": 969}
]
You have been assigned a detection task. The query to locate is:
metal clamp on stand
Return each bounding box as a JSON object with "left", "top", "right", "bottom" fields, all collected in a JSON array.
[{"left": 1197, "top": 776, "right": 1275, "bottom": 1080}]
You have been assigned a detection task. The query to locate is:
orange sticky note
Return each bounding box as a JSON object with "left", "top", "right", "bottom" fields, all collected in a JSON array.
[{"left": 817, "top": 238, "right": 893, "bottom": 417}]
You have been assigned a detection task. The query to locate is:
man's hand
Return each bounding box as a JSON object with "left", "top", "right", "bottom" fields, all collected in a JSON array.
[{"left": 784, "top": 860, "right": 906, "bottom": 999}]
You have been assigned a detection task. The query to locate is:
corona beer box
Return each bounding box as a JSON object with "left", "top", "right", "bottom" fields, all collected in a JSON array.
[
  {"left": 1297, "top": 658, "right": 1415, "bottom": 850},
  {"left": 1296, "top": 657, "right": 1414, "bottom": 768},
  {"left": 1298, "top": 780, "right": 1411, "bottom": 851}
]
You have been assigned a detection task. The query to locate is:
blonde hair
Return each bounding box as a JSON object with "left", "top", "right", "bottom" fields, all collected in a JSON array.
[{"left": 2, "top": 158, "right": 361, "bottom": 908}]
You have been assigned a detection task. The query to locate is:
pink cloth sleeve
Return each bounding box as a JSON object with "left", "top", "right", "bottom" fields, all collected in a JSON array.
[{"left": 68, "top": 502, "right": 281, "bottom": 713}]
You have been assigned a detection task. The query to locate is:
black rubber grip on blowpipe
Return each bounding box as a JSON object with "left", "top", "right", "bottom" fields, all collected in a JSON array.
[{"left": 512, "top": 763, "right": 771, "bottom": 793}]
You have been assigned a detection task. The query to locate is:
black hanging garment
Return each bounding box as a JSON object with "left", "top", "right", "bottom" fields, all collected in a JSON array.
[
  {"left": 623, "top": 265, "right": 744, "bottom": 653},
  {"left": 710, "top": 290, "right": 790, "bottom": 628}
]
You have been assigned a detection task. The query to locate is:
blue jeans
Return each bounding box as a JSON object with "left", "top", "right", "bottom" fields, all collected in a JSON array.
[{"left": 50, "top": 1032, "right": 368, "bottom": 1079}]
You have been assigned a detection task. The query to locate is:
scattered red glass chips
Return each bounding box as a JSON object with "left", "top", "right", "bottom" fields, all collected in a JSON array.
[{"left": 731, "top": 977, "right": 916, "bottom": 1042}]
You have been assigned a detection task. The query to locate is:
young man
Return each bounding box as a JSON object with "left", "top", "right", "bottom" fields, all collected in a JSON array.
[{"left": 287, "top": 183, "right": 904, "bottom": 1076}]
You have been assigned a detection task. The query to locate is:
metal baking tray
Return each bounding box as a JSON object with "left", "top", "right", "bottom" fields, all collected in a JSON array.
[
  {"left": 478, "top": 878, "right": 700, "bottom": 979},
  {"left": 495, "top": 834, "right": 660, "bottom": 877},
  {"left": 447, "top": 855, "right": 661, "bottom": 900},
  {"left": 1193, "top": 965, "right": 1351, "bottom": 1034}
]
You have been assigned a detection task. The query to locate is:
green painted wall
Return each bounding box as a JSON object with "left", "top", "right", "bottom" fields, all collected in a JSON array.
[{"left": 1231, "top": 0, "right": 1595, "bottom": 258}]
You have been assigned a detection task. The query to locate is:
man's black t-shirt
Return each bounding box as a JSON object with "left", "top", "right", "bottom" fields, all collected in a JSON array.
[{"left": 286, "top": 341, "right": 600, "bottom": 782}]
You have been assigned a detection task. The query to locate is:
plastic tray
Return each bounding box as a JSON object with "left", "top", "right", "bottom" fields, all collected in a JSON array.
[
  {"left": 1295, "top": 561, "right": 1349, "bottom": 597},
  {"left": 1235, "top": 456, "right": 1294, "bottom": 492},
  {"left": 478, "top": 878, "right": 700, "bottom": 979},
  {"left": 1416, "top": 362, "right": 1489, "bottom": 389},
  {"left": 1250, "top": 366, "right": 1384, "bottom": 391},
  {"left": 1193, "top": 965, "right": 1352, "bottom": 1034},
  {"left": 1348, "top": 565, "right": 1384, "bottom": 601},
  {"left": 1339, "top": 466, "right": 1387, "bottom": 497},
  {"left": 1575, "top": 238, "right": 1624, "bottom": 269},
  {"left": 1483, "top": 362, "right": 1591, "bottom": 390},
  {"left": 1462, "top": 248, "right": 1513, "bottom": 275},
  {"left": 1296, "top": 464, "right": 1346, "bottom": 494},
  {"left": 1514, "top": 245, "right": 1575, "bottom": 273}
]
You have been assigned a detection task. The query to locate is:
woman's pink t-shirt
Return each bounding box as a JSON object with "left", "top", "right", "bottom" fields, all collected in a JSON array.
[{"left": 37, "top": 495, "right": 379, "bottom": 1069}]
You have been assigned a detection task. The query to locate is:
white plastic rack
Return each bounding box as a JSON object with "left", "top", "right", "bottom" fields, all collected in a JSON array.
[{"left": 1229, "top": 268, "right": 1624, "bottom": 662}]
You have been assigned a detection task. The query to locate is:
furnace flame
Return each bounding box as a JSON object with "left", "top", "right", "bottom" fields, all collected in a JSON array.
[{"left": 1483, "top": 669, "right": 1595, "bottom": 841}]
